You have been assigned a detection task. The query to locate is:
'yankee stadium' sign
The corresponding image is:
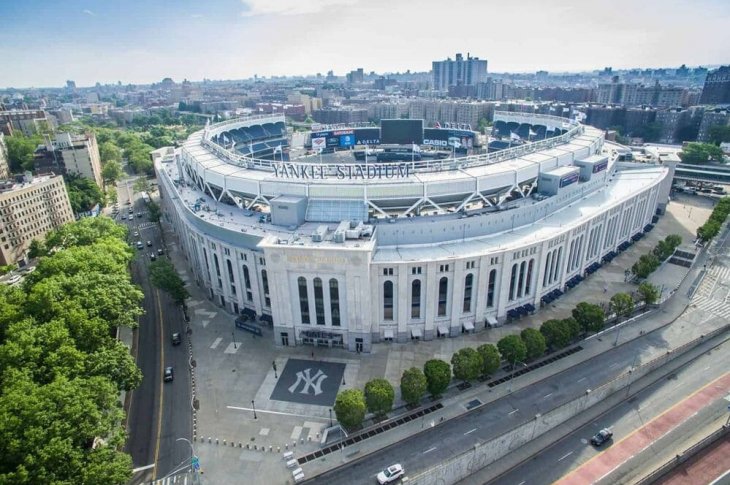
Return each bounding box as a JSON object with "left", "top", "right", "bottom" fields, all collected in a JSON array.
[{"left": 272, "top": 162, "right": 411, "bottom": 180}]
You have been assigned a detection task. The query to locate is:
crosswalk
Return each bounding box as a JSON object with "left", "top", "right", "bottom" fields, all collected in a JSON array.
[
  {"left": 692, "top": 265, "right": 730, "bottom": 319},
  {"left": 149, "top": 472, "right": 195, "bottom": 485}
]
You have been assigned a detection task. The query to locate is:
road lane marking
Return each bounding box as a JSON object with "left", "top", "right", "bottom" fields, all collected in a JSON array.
[
  {"left": 152, "top": 289, "right": 165, "bottom": 480},
  {"left": 558, "top": 451, "right": 573, "bottom": 462},
  {"left": 291, "top": 426, "right": 303, "bottom": 440},
  {"left": 223, "top": 342, "right": 239, "bottom": 354},
  {"left": 517, "top": 481, "right": 526, "bottom": 485},
  {"left": 543, "top": 393, "right": 553, "bottom": 399},
  {"left": 132, "top": 464, "right": 156, "bottom": 472},
  {"left": 227, "top": 406, "right": 326, "bottom": 420},
  {"left": 210, "top": 337, "right": 222, "bottom": 349},
  {"left": 464, "top": 428, "right": 477, "bottom": 435},
  {"left": 423, "top": 447, "right": 437, "bottom": 454},
  {"left": 577, "top": 377, "right": 587, "bottom": 383},
  {"left": 509, "top": 409, "right": 519, "bottom": 415},
  {"left": 609, "top": 363, "right": 620, "bottom": 369}
]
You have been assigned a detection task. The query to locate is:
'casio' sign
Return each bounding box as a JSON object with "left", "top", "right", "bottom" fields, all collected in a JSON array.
[{"left": 423, "top": 139, "right": 448, "bottom": 147}]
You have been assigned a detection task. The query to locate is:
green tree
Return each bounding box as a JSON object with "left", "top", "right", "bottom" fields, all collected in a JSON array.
[
  {"left": 450, "top": 347, "right": 483, "bottom": 382},
  {"left": 610, "top": 292, "right": 635, "bottom": 321},
  {"left": 101, "top": 160, "right": 123, "bottom": 185},
  {"left": 333, "top": 389, "right": 366, "bottom": 430},
  {"left": 572, "top": 302, "right": 606, "bottom": 333},
  {"left": 679, "top": 142, "right": 725, "bottom": 164},
  {"left": 423, "top": 359, "right": 451, "bottom": 398},
  {"left": 564, "top": 317, "right": 581, "bottom": 341},
  {"left": 148, "top": 200, "right": 162, "bottom": 223},
  {"left": 400, "top": 367, "right": 427, "bottom": 407},
  {"left": 65, "top": 174, "right": 104, "bottom": 213},
  {"left": 476, "top": 343, "right": 501, "bottom": 376},
  {"left": 708, "top": 125, "right": 730, "bottom": 145},
  {"left": 5, "top": 134, "right": 41, "bottom": 172},
  {"left": 632, "top": 253, "right": 660, "bottom": 279},
  {"left": 133, "top": 177, "right": 152, "bottom": 194},
  {"left": 698, "top": 220, "right": 721, "bottom": 241},
  {"left": 363, "top": 378, "right": 395, "bottom": 417},
  {"left": 497, "top": 334, "right": 528, "bottom": 366},
  {"left": 637, "top": 282, "right": 660, "bottom": 306},
  {"left": 45, "top": 216, "right": 127, "bottom": 250},
  {"left": 637, "top": 121, "right": 663, "bottom": 142},
  {"left": 540, "top": 319, "right": 572, "bottom": 349},
  {"left": 27, "top": 239, "right": 47, "bottom": 259},
  {"left": 520, "top": 328, "right": 547, "bottom": 360},
  {"left": 149, "top": 259, "right": 189, "bottom": 304},
  {"left": 99, "top": 141, "right": 122, "bottom": 164}
]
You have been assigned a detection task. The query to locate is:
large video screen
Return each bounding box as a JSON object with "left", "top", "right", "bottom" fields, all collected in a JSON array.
[{"left": 380, "top": 119, "right": 423, "bottom": 145}]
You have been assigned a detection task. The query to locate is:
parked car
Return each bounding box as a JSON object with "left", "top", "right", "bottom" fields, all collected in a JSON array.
[
  {"left": 377, "top": 464, "right": 404, "bottom": 484},
  {"left": 164, "top": 367, "right": 174, "bottom": 382},
  {"left": 146, "top": 240, "right": 152, "bottom": 247},
  {"left": 137, "top": 212, "right": 143, "bottom": 218},
  {"left": 133, "top": 231, "right": 139, "bottom": 237},
  {"left": 157, "top": 248, "right": 164, "bottom": 255},
  {"left": 150, "top": 253, "right": 157, "bottom": 261},
  {"left": 136, "top": 241, "right": 144, "bottom": 249},
  {"left": 121, "top": 215, "right": 127, "bottom": 220},
  {"left": 171, "top": 333, "right": 181, "bottom": 345},
  {"left": 591, "top": 428, "right": 613, "bottom": 447}
]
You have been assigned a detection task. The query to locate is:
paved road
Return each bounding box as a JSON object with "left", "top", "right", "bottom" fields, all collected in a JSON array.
[
  {"left": 492, "top": 339, "right": 730, "bottom": 485},
  {"left": 309, "top": 323, "right": 718, "bottom": 485},
  {"left": 119, "top": 177, "right": 193, "bottom": 483}
]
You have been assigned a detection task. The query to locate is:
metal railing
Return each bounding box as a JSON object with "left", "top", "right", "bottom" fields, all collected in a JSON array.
[{"left": 194, "top": 112, "right": 586, "bottom": 177}]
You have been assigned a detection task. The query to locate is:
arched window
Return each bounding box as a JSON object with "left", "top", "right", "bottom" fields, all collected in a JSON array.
[
  {"left": 553, "top": 247, "right": 562, "bottom": 282},
  {"left": 487, "top": 269, "right": 497, "bottom": 308},
  {"left": 242, "top": 264, "right": 252, "bottom": 302},
  {"left": 517, "top": 261, "right": 526, "bottom": 298},
  {"left": 298, "top": 277, "right": 309, "bottom": 324},
  {"left": 509, "top": 264, "right": 518, "bottom": 301},
  {"left": 411, "top": 279, "right": 421, "bottom": 319},
  {"left": 383, "top": 280, "right": 394, "bottom": 320},
  {"left": 437, "top": 277, "right": 448, "bottom": 316},
  {"left": 525, "top": 259, "right": 534, "bottom": 295},
  {"left": 261, "top": 269, "right": 270, "bottom": 307},
  {"left": 313, "top": 277, "right": 325, "bottom": 325},
  {"left": 463, "top": 273, "right": 474, "bottom": 313},
  {"left": 329, "top": 279, "right": 340, "bottom": 327},
  {"left": 543, "top": 251, "right": 552, "bottom": 287},
  {"left": 226, "top": 259, "right": 234, "bottom": 282}
]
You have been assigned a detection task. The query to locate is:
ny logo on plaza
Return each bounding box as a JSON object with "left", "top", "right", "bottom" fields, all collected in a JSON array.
[{"left": 288, "top": 368, "right": 328, "bottom": 396}]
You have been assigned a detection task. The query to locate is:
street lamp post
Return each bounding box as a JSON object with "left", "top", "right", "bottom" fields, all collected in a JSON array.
[
  {"left": 273, "top": 361, "right": 278, "bottom": 379},
  {"left": 508, "top": 359, "right": 526, "bottom": 393},
  {"left": 251, "top": 400, "right": 257, "bottom": 420},
  {"left": 232, "top": 331, "right": 237, "bottom": 350},
  {"left": 329, "top": 409, "right": 333, "bottom": 427}
]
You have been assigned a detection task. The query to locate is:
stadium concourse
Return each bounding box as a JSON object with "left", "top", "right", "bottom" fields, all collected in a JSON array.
[{"left": 153, "top": 112, "right": 673, "bottom": 352}]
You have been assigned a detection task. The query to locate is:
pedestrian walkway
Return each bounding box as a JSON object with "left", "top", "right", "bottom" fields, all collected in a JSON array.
[
  {"left": 555, "top": 372, "right": 730, "bottom": 485},
  {"left": 691, "top": 265, "right": 730, "bottom": 319}
]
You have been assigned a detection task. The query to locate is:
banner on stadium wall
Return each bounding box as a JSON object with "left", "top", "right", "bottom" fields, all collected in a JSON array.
[{"left": 311, "top": 137, "right": 326, "bottom": 151}]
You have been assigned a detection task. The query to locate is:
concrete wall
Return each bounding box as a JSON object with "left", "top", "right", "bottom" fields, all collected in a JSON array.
[{"left": 407, "top": 325, "right": 729, "bottom": 485}]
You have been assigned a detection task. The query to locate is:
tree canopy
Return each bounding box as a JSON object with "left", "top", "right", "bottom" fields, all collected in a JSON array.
[
  {"left": 5, "top": 134, "right": 42, "bottom": 172},
  {"left": 149, "top": 259, "right": 189, "bottom": 304},
  {"left": 572, "top": 302, "right": 605, "bottom": 333},
  {"left": 450, "top": 347, "right": 483, "bottom": 382},
  {"left": 497, "top": 334, "right": 527, "bottom": 365},
  {"left": 0, "top": 216, "right": 142, "bottom": 483},
  {"left": 400, "top": 367, "right": 427, "bottom": 407},
  {"left": 637, "top": 282, "right": 660, "bottom": 305},
  {"left": 65, "top": 174, "right": 104, "bottom": 213},
  {"left": 363, "top": 378, "right": 395, "bottom": 417},
  {"left": 520, "top": 328, "right": 547, "bottom": 360},
  {"left": 423, "top": 359, "right": 451, "bottom": 398},
  {"left": 333, "top": 389, "right": 366, "bottom": 430},
  {"left": 610, "top": 292, "right": 635, "bottom": 320},
  {"left": 476, "top": 343, "right": 501, "bottom": 376},
  {"left": 679, "top": 142, "right": 725, "bottom": 164}
]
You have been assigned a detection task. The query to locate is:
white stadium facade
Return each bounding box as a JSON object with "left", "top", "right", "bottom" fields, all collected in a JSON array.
[{"left": 154, "top": 112, "right": 672, "bottom": 352}]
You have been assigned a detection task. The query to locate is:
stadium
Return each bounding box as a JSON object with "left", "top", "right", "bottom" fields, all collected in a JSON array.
[{"left": 155, "top": 112, "right": 672, "bottom": 352}]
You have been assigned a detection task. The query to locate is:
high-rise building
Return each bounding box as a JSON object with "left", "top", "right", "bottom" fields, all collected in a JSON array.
[
  {"left": 346, "top": 68, "right": 364, "bottom": 84},
  {"left": 699, "top": 66, "right": 730, "bottom": 105},
  {"left": 697, "top": 109, "right": 730, "bottom": 142},
  {"left": 35, "top": 133, "right": 104, "bottom": 188},
  {"left": 432, "top": 53, "right": 488, "bottom": 92},
  {"left": 0, "top": 134, "right": 9, "bottom": 180},
  {"left": 0, "top": 110, "right": 55, "bottom": 136},
  {"left": 0, "top": 174, "right": 74, "bottom": 266}
]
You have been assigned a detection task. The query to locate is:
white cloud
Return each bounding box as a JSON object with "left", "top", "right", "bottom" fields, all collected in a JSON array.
[
  {"left": 240, "top": 0, "right": 358, "bottom": 17},
  {"left": 190, "top": 14, "right": 204, "bottom": 18},
  {"left": 82, "top": 9, "right": 95, "bottom": 16}
]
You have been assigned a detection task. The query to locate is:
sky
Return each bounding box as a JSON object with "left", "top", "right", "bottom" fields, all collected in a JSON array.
[{"left": 1, "top": 0, "right": 729, "bottom": 88}]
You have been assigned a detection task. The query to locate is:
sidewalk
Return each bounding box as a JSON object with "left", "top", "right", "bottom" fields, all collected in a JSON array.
[{"left": 155, "top": 196, "right": 721, "bottom": 485}]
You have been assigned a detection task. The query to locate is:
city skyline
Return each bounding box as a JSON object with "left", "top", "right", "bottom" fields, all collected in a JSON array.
[{"left": 1, "top": 0, "right": 729, "bottom": 89}]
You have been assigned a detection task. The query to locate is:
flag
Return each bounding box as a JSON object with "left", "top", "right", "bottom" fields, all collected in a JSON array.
[
  {"left": 435, "top": 121, "right": 441, "bottom": 129},
  {"left": 562, "top": 107, "right": 570, "bottom": 112},
  {"left": 561, "top": 122, "right": 571, "bottom": 129},
  {"left": 412, "top": 143, "right": 421, "bottom": 153},
  {"left": 231, "top": 141, "right": 236, "bottom": 151},
  {"left": 529, "top": 129, "right": 537, "bottom": 137},
  {"left": 365, "top": 147, "right": 373, "bottom": 155},
  {"left": 510, "top": 131, "right": 521, "bottom": 141},
  {"left": 273, "top": 144, "right": 282, "bottom": 154}
]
